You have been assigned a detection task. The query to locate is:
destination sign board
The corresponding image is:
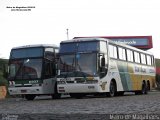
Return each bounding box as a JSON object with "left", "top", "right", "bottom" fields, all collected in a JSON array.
[{"left": 74, "top": 36, "right": 152, "bottom": 50}]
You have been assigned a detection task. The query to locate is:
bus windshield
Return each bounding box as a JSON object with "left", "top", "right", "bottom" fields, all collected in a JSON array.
[
  {"left": 8, "top": 59, "right": 42, "bottom": 80},
  {"left": 60, "top": 41, "right": 99, "bottom": 53},
  {"left": 59, "top": 53, "right": 97, "bottom": 77},
  {"left": 10, "top": 47, "right": 43, "bottom": 59}
]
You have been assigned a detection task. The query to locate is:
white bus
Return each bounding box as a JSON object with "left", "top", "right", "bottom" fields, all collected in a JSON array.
[
  {"left": 8, "top": 44, "right": 61, "bottom": 100},
  {"left": 57, "top": 38, "right": 156, "bottom": 98}
]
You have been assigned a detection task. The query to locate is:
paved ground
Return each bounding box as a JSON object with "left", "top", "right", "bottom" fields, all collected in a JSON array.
[{"left": 0, "top": 91, "right": 160, "bottom": 120}]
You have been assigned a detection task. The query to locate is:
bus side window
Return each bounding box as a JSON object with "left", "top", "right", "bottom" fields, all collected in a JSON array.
[
  {"left": 146, "top": 55, "right": 152, "bottom": 65},
  {"left": 134, "top": 51, "right": 140, "bottom": 63},
  {"left": 109, "top": 44, "right": 117, "bottom": 59},
  {"left": 127, "top": 49, "right": 134, "bottom": 62},
  {"left": 118, "top": 47, "right": 126, "bottom": 60},
  {"left": 140, "top": 53, "right": 146, "bottom": 64},
  {"left": 45, "top": 48, "right": 55, "bottom": 60}
]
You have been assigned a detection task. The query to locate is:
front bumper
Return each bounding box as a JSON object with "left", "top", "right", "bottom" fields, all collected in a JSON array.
[
  {"left": 8, "top": 86, "right": 44, "bottom": 95},
  {"left": 58, "top": 83, "right": 100, "bottom": 93}
]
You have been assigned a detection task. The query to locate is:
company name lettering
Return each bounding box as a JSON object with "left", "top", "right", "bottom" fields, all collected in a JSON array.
[{"left": 112, "top": 40, "right": 137, "bottom": 45}]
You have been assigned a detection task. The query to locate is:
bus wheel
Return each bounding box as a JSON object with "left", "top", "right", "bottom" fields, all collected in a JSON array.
[
  {"left": 116, "top": 91, "right": 124, "bottom": 96},
  {"left": 106, "top": 80, "right": 116, "bottom": 97},
  {"left": 142, "top": 82, "right": 148, "bottom": 94},
  {"left": 135, "top": 91, "right": 141, "bottom": 95},
  {"left": 70, "top": 93, "right": 84, "bottom": 99},
  {"left": 52, "top": 93, "right": 61, "bottom": 99},
  {"left": 52, "top": 82, "right": 61, "bottom": 99},
  {"left": 25, "top": 94, "right": 36, "bottom": 100},
  {"left": 147, "top": 81, "right": 150, "bottom": 91}
]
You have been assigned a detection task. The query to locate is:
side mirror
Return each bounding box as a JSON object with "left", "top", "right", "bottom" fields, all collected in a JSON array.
[
  {"left": 101, "top": 57, "right": 105, "bottom": 67},
  {"left": 58, "top": 70, "right": 60, "bottom": 75}
]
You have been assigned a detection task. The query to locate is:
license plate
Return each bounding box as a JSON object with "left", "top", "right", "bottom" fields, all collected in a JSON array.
[{"left": 21, "top": 90, "right": 27, "bottom": 93}]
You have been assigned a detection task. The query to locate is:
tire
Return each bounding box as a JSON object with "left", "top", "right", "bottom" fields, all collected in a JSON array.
[
  {"left": 116, "top": 91, "right": 124, "bottom": 96},
  {"left": 141, "top": 82, "right": 148, "bottom": 94},
  {"left": 147, "top": 81, "right": 150, "bottom": 91},
  {"left": 52, "top": 93, "right": 61, "bottom": 99},
  {"left": 135, "top": 91, "right": 141, "bottom": 95},
  {"left": 25, "top": 94, "right": 36, "bottom": 100},
  {"left": 135, "top": 82, "right": 148, "bottom": 95},
  {"left": 70, "top": 93, "right": 84, "bottom": 99},
  {"left": 52, "top": 82, "right": 61, "bottom": 99},
  {"left": 106, "top": 80, "right": 116, "bottom": 97}
]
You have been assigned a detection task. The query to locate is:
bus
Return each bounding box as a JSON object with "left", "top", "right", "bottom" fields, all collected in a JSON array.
[
  {"left": 8, "top": 44, "right": 61, "bottom": 100},
  {"left": 57, "top": 38, "right": 156, "bottom": 98}
]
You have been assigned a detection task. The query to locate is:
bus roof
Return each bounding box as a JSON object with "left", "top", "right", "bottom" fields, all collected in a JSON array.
[
  {"left": 61, "top": 37, "right": 153, "bottom": 56},
  {"left": 12, "top": 44, "right": 59, "bottom": 50},
  {"left": 61, "top": 38, "right": 108, "bottom": 43}
]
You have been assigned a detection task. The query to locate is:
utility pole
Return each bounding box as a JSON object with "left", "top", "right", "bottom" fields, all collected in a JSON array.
[{"left": 66, "top": 28, "right": 69, "bottom": 40}]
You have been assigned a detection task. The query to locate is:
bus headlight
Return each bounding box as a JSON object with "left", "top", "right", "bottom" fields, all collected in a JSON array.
[
  {"left": 32, "top": 84, "right": 41, "bottom": 87},
  {"left": 9, "top": 81, "right": 15, "bottom": 87},
  {"left": 57, "top": 81, "right": 66, "bottom": 84}
]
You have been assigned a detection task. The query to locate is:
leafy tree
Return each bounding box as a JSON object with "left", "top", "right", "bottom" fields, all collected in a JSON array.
[{"left": 0, "top": 59, "right": 8, "bottom": 86}]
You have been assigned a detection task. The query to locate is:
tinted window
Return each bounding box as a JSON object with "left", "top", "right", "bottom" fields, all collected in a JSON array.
[
  {"left": 60, "top": 43, "right": 76, "bottom": 53},
  {"left": 8, "top": 59, "right": 42, "bottom": 79},
  {"left": 45, "top": 48, "right": 55, "bottom": 60},
  {"left": 60, "top": 42, "right": 99, "bottom": 53},
  {"left": 78, "top": 42, "right": 99, "bottom": 52},
  {"left": 11, "top": 48, "right": 43, "bottom": 59}
]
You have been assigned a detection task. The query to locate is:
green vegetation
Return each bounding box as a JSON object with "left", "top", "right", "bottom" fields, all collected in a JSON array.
[
  {"left": 0, "top": 59, "right": 8, "bottom": 86},
  {"left": 155, "top": 58, "right": 160, "bottom": 67}
]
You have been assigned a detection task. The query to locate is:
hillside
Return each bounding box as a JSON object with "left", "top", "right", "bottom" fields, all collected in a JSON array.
[{"left": 0, "top": 59, "right": 8, "bottom": 86}]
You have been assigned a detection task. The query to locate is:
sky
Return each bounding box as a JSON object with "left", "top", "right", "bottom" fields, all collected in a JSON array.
[{"left": 0, "top": 0, "right": 160, "bottom": 59}]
